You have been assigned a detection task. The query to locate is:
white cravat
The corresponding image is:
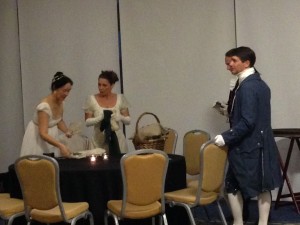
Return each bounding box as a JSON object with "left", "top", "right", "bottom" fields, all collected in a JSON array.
[{"left": 238, "top": 67, "right": 255, "bottom": 84}]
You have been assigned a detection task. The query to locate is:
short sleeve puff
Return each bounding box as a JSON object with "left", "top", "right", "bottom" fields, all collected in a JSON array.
[
  {"left": 36, "top": 102, "right": 51, "bottom": 117},
  {"left": 120, "top": 94, "right": 130, "bottom": 110},
  {"left": 83, "top": 95, "right": 95, "bottom": 114}
]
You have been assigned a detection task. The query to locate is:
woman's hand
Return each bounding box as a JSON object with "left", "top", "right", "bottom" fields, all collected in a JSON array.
[
  {"left": 112, "top": 111, "right": 131, "bottom": 125},
  {"left": 59, "top": 144, "right": 72, "bottom": 157},
  {"left": 65, "top": 130, "right": 73, "bottom": 138}
]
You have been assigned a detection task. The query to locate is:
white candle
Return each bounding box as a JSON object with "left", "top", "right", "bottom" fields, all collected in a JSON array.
[
  {"left": 103, "top": 153, "right": 108, "bottom": 160},
  {"left": 90, "top": 155, "right": 96, "bottom": 162}
]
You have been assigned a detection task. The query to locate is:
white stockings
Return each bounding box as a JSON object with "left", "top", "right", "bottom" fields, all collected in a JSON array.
[
  {"left": 228, "top": 192, "right": 244, "bottom": 225},
  {"left": 228, "top": 191, "right": 271, "bottom": 225},
  {"left": 257, "top": 191, "right": 271, "bottom": 225}
]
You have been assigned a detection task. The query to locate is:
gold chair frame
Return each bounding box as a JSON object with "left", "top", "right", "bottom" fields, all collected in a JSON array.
[
  {"left": 183, "top": 129, "right": 210, "bottom": 187},
  {"left": 104, "top": 149, "right": 169, "bottom": 225},
  {"left": 0, "top": 193, "right": 24, "bottom": 225},
  {"left": 164, "top": 128, "right": 178, "bottom": 154},
  {"left": 15, "top": 155, "right": 94, "bottom": 225},
  {"left": 165, "top": 140, "right": 228, "bottom": 225}
]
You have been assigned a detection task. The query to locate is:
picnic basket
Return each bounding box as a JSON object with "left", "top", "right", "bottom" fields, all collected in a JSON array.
[{"left": 132, "top": 112, "right": 168, "bottom": 150}]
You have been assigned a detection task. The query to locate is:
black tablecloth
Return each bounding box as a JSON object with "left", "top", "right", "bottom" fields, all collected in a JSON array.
[{"left": 8, "top": 154, "right": 187, "bottom": 225}]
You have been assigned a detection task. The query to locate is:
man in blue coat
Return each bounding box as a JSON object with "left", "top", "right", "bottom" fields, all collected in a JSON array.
[{"left": 214, "top": 46, "right": 282, "bottom": 225}]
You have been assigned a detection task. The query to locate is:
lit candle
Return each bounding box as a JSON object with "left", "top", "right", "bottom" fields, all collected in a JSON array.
[
  {"left": 90, "top": 155, "right": 96, "bottom": 162},
  {"left": 103, "top": 153, "right": 108, "bottom": 160}
]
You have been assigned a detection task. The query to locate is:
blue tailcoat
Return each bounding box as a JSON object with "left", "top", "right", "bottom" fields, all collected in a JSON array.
[{"left": 222, "top": 73, "right": 282, "bottom": 199}]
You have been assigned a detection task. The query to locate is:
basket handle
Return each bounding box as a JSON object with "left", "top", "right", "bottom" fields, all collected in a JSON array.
[{"left": 135, "top": 112, "right": 161, "bottom": 135}]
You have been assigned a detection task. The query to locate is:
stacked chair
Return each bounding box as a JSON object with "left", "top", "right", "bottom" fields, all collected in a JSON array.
[
  {"left": 165, "top": 140, "right": 228, "bottom": 225},
  {"left": 183, "top": 129, "right": 211, "bottom": 188},
  {"left": 163, "top": 128, "right": 178, "bottom": 154},
  {"left": 104, "top": 149, "right": 169, "bottom": 225},
  {"left": 14, "top": 155, "right": 94, "bottom": 225}
]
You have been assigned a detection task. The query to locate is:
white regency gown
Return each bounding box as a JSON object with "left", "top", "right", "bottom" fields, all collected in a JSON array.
[
  {"left": 83, "top": 94, "right": 130, "bottom": 153},
  {"left": 20, "top": 102, "right": 61, "bottom": 157}
]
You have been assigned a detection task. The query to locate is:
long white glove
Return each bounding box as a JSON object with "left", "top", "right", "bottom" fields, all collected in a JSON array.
[
  {"left": 111, "top": 113, "right": 131, "bottom": 125},
  {"left": 85, "top": 114, "right": 103, "bottom": 127},
  {"left": 214, "top": 135, "right": 225, "bottom": 146}
]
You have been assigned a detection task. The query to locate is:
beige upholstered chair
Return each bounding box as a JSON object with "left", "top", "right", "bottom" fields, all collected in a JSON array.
[
  {"left": 0, "top": 193, "right": 25, "bottom": 225},
  {"left": 0, "top": 193, "right": 10, "bottom": 198},
  {"left": 165, "top": 140, "right": 228, "bottom": 225},
  {"left": 163, "top": 128, "right": 178, "bottom": 154},
  {"left": 104, "top": 149, "right": 169, "bottom": 225},
  {"left": 15, "top": 155, "right": 94, "bottom": 225},
  {"left": 183, "top": 129, "right": 210, "bottom": 188}
]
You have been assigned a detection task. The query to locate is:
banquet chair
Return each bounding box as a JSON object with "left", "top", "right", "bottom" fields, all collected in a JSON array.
[
  {"left": 0, "top": 193, "right": 10, "bottom": 198},
  {"left": 165, "top": 140, "right": 228, "bottom": 225},
  {"left": 163, "top": 128, "right": 178, "bottom": 154},
  {"left": 14, "top": 155, "right": 94, "bottom": 225},
  {"left": 0, "top": 193, "right": 25, "bottom": 225},
  {"left": 183, "top": 129, "right": 210, "bottom": 188},
  {"left": 104, "top": 149, "right": 169, "bottom": 225}
]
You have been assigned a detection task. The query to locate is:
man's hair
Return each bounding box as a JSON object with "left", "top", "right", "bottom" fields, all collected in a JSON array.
[{"left": 225, "top": 46, "right": 256, "bottom": 67}]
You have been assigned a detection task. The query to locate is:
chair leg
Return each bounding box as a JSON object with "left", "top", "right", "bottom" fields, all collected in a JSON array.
[
  {"left": 105, "top": 210, "right": 119, "bottom": 225},
  {"left": 87, "top": 211, "right": 94, "bottom": 225},
  {"left": 162, "top": 213, "right": 168, "bottom": 225},
  {"left": 71, "top": 212, "right": 94, "bottom": 225},
  {"left": 169, "top": 202, "right": 196, "bottom": 225},
  {"left": 203, "top": 206, "right": 211, "bottom": 220},
  {"left": 152, "top": 216, "right": 155, "bottom": 225},
  {"left": 7, "top": 212, "right": 25, "bottom": 225},
  {"left": 104, "top": 210, "right": 109, "bottom": 225},
  {"left": 217, "top": 200, "right": 228, "bottom": 225}
]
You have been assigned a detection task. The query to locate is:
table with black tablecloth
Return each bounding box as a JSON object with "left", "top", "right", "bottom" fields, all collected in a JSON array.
[{"left": 8, "top": 154, "right": 187, "bottom": 225}]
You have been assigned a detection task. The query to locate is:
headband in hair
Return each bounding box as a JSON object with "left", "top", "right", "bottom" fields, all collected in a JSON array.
[{"left": 52, "top": 73, "right": 65, "bottom": 84}]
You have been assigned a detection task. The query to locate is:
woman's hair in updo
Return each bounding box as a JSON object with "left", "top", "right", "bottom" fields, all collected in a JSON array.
[
  {"left": 51, "top": 71, "right": 73, "bottom": 91},
  {"left": 98, "top": 70, "right": 119, "bottom": 85}
]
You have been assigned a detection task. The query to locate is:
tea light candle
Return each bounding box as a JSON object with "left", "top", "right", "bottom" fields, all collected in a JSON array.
[
  {"left": 90, "top": 155, "right": 96, "bottom": 162},
  {"left": 103, "top": 153, "right": 108, "bottom": 160}
]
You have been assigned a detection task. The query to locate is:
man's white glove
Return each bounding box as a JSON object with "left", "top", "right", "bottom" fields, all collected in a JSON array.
[
  {"left": 214, "top": 135, "right": 225, "bottom": 147},
  {"left": 85, "top": 114, "right": 103, "bottom": 127},
  {"left": 111, "top": 113, "right": 131, "bottom": 125}
]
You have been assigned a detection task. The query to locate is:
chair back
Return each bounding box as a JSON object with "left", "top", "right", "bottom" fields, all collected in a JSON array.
[
  {"left": 120, "top": 149, "right": 169, "bottom": 216},
  {"left": 163, "top": 128, "right": 178, "bottom": 154},
  {"left": 183, "top": 130, "right": 210, "bottom": 175},
  {"left": 15, "top": 155, "right": 65, "bottom": 221},
  {"left": 196, "top": 140, "right": 228, "bottom": 200}
]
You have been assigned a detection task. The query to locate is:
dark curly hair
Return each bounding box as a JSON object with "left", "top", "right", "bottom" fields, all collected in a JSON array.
[
  {"left": 98, "top": 70, "right": 119, "bottom": 85},
  {"left": 51, "top": 71, "right": 73, "bottom": 91}
]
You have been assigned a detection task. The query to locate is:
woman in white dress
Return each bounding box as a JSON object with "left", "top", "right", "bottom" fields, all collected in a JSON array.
[
  {"left": 20, "top": 72, "right": 73, "bottom": 157},
  {"left": 83, "top": 70, "right": 131, "bottom": 155}
]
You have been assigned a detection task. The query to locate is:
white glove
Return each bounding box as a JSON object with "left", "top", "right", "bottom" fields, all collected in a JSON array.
[
  {"left": 85, "top": 114, "right": 103, "bottom": 127},
  {"left": 214, "top": 135, "right": 225, "bottom": 147},
  {"left": 120, "top": 115, "right": 131, "bottom": 125},
  {"left": 111, "top": 113, "right": 131, "bottom": 125}
]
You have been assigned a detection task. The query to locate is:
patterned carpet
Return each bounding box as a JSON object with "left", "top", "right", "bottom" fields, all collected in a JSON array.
[
  {"left": 192, "top": 199, "right": 300, "bottom": 225},
  {"left": 196, "top": 222, "right": 300, "bottom": 225}
]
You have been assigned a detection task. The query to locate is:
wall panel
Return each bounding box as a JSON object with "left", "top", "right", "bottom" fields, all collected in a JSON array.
[
  {"left": 18, "top": 0, "right": 120, "bottom": 131},
  {"left": 120, "top": 0, "right": 236, "bottom": 153},
  {"left": 0, "top": 0, "right": 23, "bottom": 172}
]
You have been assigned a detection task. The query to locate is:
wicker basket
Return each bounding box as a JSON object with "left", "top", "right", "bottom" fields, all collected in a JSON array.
[{"left": 132, "top": 112, "right": 167, "bottom": 150}]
